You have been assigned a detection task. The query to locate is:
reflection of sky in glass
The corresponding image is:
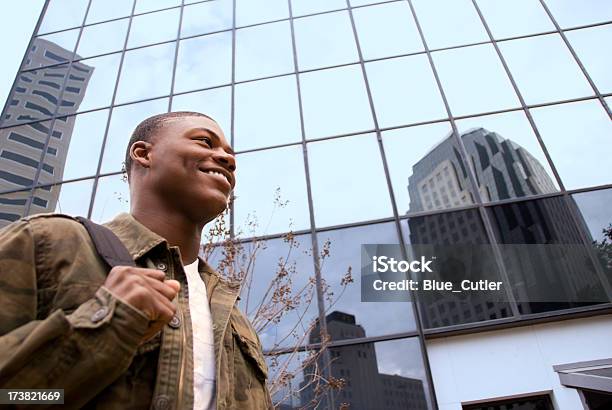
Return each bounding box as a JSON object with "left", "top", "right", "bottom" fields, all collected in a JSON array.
[
  {"left": 171, "top": 87, "right": 231, "bottom": 138},
  {"left": 175, "top": 32, "right": 232, "bottom": 93},
  {"left": 91, "top": 173, "right": 130, "bottom": 223},
  {"left": 366, "top": 55, "right": 446, "bottom": 127},
  {"left": 135, "top": 0, "right": 181, "bottom": 15},
  {"left": 316, "top": 222, "right": 417, "bottom": 337},
  {"left": 544, "top": 0, "right": 612, "bottom": 28},
  {"left": 234, "top": 146, "right": 309, "bottom": 236},
  {"left": 101, "top": 98, "right": 169, "bottom": 173},
  {"left": 353, "top": 2, "right": 423, "bottom": 60},
  {"left": 181, "top": 0, "right": 232, "bottom": 38},
  {"left": 411, "top": 0, "right": 488, "bottom": 49},
  {"left": 127, "top": 8, "right": 180, "bottom": 49},
  {"left": 383, "top": 122, "right": 453, "bottom": 215},
  {"left": 475, "top": 0, "right": 554, "bottom": 39},
  {"left": 433, "top": 44, "right": 520, "bottom": 116},
  {"left": 235, "top": 0, "right": 288, "bottom": 27},
  {"left": 300, "top": 65, "right": 373, "bottom": 139},
  {"left": 37, "top": 29, "right": 79, "bottom": 57},
  {"left": 294, "top": 11, "right": 358, "bottom": 71},
  {"left": 235, "top": 21, "right": 294, "bottom": 82},
  {"left": 77, "top": 19, "right": 129, "bottom": 59},
  {"left": 498, "top": 34, "right": 593, "bottom": 105},
  {"left": 59, "top": 109, "right": 109, "bottom": 181},
  {"left": 566, "top": 25, "right": 612, "bottom": 94},
  {"left": 86, "top": 0, "right": 132, "bottom": 25},
  {"left": 234, "top": 75, "right": 301, "bottom": 151},
  {"left": 308, "top": 134, "right": 392, "bottom": 227},
  {"left": 48, "top": 179, "right": 93, "bottom": 216},
  {"left": 291, "top": 0, "right": 345, "bottom": 16},
  {"left": 572, "top": 189, "right": 612, "bottom": 242},
  {"left": 530, "top": 100, "right": 612, "bottom": 190},
  {"left": 115, "top": 42, "right": 175, "bottom": 104},
  {"left": 39, "top": 0, "right": 87, "bottom": 34}
]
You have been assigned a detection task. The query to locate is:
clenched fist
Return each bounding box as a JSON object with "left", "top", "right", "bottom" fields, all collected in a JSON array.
[{"left": 104, "top": 266, "right": 181, "bottom": 343}]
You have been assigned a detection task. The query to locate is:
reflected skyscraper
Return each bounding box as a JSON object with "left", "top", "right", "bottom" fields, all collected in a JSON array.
[
  {"left": 299, "top": 311, "right": 428, "bottom": 410},
  {"left": 0, "top": 39, "right": 93, "bottom": 226}
]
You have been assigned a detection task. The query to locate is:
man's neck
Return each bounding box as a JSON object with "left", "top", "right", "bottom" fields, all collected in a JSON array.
[{"left": 131, "top": 208, "right": 203, "bottom": 265}]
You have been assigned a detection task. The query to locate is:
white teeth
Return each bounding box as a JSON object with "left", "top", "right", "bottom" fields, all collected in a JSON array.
[{"left": 204, "top": 170, "right": 229, "bottom": 184}]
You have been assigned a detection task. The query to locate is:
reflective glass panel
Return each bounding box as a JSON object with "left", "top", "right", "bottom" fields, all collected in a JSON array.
[
  {"left": 91, "top": 173, "right": 130, "bottom": 223},
  {"left": 530, "top": 100, "right": 612, "bottom": 190},
  {"left": 100, "top": 98, "right": 169, "bottom": 173},
  {"left": 308, "top": 338, "right": 431, "bottom": 409},
  {"left": 39, "top": 0, "right": 88, "bottom": 34},
  {"left": 402, "top": 209, "right": 512, "bottom": 328},
  {"left": 86, "top": 0, "right": 133, "bottom": 24},
  {"left": 31, "top": 179, "right": 94, "bottom": 217},
  {"left": 230, "top": 234, "right": 316, "bottom": 350},
  {"left": 234, "top": 146, "right": 310, "bottom": 237},
  {"left": 127, "top": 8, "right": 180, "bottom": 49},
  {"left": 308, "top": 134, "right": 392, "bottom": 227},
  {"left": 455, "top": 110, "right": 560, "bottom": 202},
  {"left": 544, "top": 0, "right": 612, "bottom": 28},
  {"left": 77, "top": 19, "right": 129, "bottom": 59},
  {"left": 266, "top": 351, "right": 312, "bottom": 408},
  {"left": 411, "top": 0, "right": 488, "bottom": 49},
  {"left": 23, "top": 35, "right": 76, "bottom": 71},
  {"left": 59, "top": 53, "right": 121, "bottom": 115},
  {"left": 566, "top": 25, "right": 612, "bottom": 94},
  {"left": 475, "top": 0, "right": 554, "bottom": 39},
  {"left": 171, "top": 87, "right": 232, "bottom": 139},
  {"left": 235, "top": 0, "right": 289, "bottom": 27},
  {"left": 366, "top": 55, "right": 447, "bottom": 128},
  {"left": 3, "top": 66, "right": 69, "bottom": 127},
  {"left": 115, "top": 42, "right": 175, "bottom": 104},
  {"left": 0, "top": 190, "right": 31, "bottom": 229},
  {"left": 353, "top": 2, "right": 423, "bottom": 60},
  {"left": 349, "top": 0, "right": 385, "bottom": 5},
  {"left": 290, "top": 0, "right": 346, "bottom": 17},
  {"left": 235, "top": 21, "right": 294, "bottom": 82},
  {"left": 135, "top": 0, "right": 181, "bottom": 14},
  {"left": 234, "top": 76, "right": 301, "bottom": 151},
  {"left": 46, "top": 110, "right": 109, "bottom": 182},
  {"left": 294, "top": 11, "right": 358, "bottom": 71},
  {"left": 432, "top": 44, "right": 520, "bottom": 117},
  {"left": 36, "top": 29, "right": 80, "bottom": 61},
  {"left": 175, "top": 32, "right": 232, "bottom": 93},
  {"left": 498, "top": 34, "right": 593, "bottom": 105},
  {"left": 181, "top": 0, "right": 233, "bottom": 38},
  {"left": 316, "top": 222, "right": 417, "bottom": 339},
  {"left": 299, "top": 65, "right": 373, "bottom": 139},
  {"left": 382, "top": 122, "right": 478, "bottom": 215},
  {"left": 488, "top": 196, "right": 609, "bottom": 314},
  {"left": 0, "top": 121, "right": 53, "bottom": 191}
]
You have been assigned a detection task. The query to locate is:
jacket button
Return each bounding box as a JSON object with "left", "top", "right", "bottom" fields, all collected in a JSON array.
[
  {"left": 153, "top": 395, "right": 170, "bottom": 410},
  {"left": 91, "top": 307, "right": 109, "bottom": 323},
  {"left": 156, "top": 262, "right": 168, "bottom": 271},
  {"left": 168, "top": 315, "right": 181, "bottom": 329}
]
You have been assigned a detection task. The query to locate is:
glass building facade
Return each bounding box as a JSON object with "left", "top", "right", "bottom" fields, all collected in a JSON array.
[{"left": 0, "top": 0, "right": 611, "bottom": 409}]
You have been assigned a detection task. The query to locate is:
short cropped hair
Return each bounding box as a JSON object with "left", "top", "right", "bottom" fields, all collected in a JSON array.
[{"left": 124, "top": 111, "right": 214, "bottom": 180}]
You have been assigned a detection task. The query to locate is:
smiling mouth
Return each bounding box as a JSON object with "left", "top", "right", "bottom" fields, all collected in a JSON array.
[{"left": 201, "top": 169, "right": 232, "bottom": 187}]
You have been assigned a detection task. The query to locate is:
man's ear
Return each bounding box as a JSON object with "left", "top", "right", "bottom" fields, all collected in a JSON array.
[{"left": 130, "top": 141, "right": 153, "bottom": 170}]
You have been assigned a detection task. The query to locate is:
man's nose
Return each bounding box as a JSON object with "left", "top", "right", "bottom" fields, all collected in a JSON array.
[{"left": 213, "top": 150, "right": 236, "bottom": 172}]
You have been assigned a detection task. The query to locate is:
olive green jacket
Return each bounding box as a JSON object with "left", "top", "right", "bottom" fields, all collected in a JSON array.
[{"left": 0, "top": 213, "right": 272, "bottom": 409}]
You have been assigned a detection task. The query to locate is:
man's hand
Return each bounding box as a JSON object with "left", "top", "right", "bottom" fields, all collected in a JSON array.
[{"left": 104, "top": 266, "right": 181, "bottom": 343}]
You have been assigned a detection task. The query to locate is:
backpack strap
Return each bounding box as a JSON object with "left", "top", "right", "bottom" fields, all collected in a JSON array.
[{"left": 76, "top": 216, "right": 136, "bottom": 268}]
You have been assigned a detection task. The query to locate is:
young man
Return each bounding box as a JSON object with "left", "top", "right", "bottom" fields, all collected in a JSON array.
[{"left": 0, "top": 112, "right": 272, "bottom": 409}]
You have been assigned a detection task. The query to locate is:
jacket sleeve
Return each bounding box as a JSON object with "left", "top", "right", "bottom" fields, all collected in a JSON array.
[{"left": 0, "top": 219, "right": 150, "bottom": 408}]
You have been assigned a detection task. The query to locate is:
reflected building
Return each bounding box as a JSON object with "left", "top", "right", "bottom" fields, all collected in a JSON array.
[
  {"left": 300, "top": 311, "right": 428, "bottom": 410},
  {"left": 407, "top": 128, "right": 607, "bottom": 327},
  {"left": 0, "top": 39, "right": 93, "bottom": 226}
]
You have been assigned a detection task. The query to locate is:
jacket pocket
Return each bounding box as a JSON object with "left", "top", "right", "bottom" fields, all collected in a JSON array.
[{"left": 232, "top": 322, "right": 268, "bottom": 381}]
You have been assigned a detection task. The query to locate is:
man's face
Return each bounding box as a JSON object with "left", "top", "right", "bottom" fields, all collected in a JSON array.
[{"left": 146, "top": 116, "right": 236, "bottom": 222}]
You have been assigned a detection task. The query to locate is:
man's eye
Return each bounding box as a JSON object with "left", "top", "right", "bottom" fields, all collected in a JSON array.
[{"left": 198, "top": 137, "right": 212, "bottom": 146}]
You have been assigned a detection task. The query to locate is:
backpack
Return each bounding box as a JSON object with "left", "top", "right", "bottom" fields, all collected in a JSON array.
[{"left": 75, "top": 217, "right": 136, "bottom": 269}]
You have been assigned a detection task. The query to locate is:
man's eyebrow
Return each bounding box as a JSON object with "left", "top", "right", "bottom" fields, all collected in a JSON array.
[{"left": 192, "top": 127, "right": 235, "bottom": 156}]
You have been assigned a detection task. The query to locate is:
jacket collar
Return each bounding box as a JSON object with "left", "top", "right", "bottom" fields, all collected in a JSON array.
[{"left": 103, "top": 213, "right": 167, "bottom": 261}]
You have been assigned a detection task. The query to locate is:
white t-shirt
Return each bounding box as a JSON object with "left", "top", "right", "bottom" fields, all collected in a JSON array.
[{"left": 183, "top": 259, "right": 216, "bottom": 410}]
